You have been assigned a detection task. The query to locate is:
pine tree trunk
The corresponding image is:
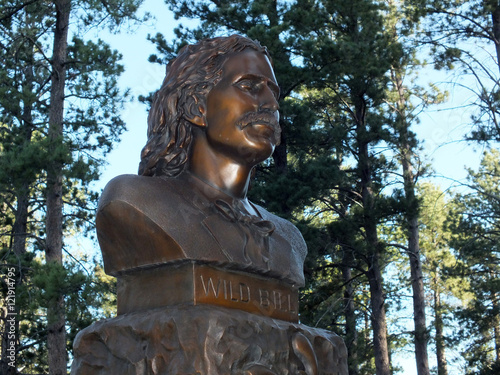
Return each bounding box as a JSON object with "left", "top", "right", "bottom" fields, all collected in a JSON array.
[
  {"left": 356, "top": 102, "right": 391, "bottom": 375},
  {"left": 273, "top": 133, "right": 287, "bottom": 174},
  {"left": 490, "top": 2, "right": 500, "bottom": 73},
  {"left": 1, "top": 181, "right": 30, "bottom": 375},
  {"left": 338, "top": 189, "right": 359, "bottom": 375},
  {"left": 13, "top": 49, "right": 34, "bottom": 258},
  {"left": 12, "top": 190, "right": 30, "bottom": 257},
  {"left": 46, "top": 0, "right": 70, "bottom": 373},
  {"left": 342, "top": 261, "right": 359, "bottom": 375},
  {"left": 1, "top": 307, "right": 18, "bottom": 375},
  {"left": 392, "top": 65, "right": 430, "bottom": 375},
  {"left": 433, "top": 274, "right": 448, "bottom": 375},
  {"left": 403, "top": 149, "right": 429, "bottom": 375},
  {"left": 1, "top": 33, "right": 36, "bottom": 373},
  {"left": 492, "top": 293, "right": 500, "bottom": 362},
  {"left": 408, "top": 213, "right": 429, "bottom": 375},
  {"left": 266, "top": 0, "right": 287, "bottom": 176},
  {"left": 3, "top": 189, "right": 30, "bottom": 375},
  {"left": 366, "top": 255, "right": 390, "bottom": 375}
]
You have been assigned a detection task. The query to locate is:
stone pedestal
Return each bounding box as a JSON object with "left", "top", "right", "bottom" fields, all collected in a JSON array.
[{"left": 70, "top": 305, "right": 348, "bottom": 375}]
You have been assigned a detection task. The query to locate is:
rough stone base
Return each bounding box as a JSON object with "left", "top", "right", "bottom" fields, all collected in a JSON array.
[{"left": 70, "top": 305, "right": 347, "bottom": 375}]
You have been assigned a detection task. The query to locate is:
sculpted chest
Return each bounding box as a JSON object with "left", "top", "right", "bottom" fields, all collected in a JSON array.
[{"left": 96, "top": 174, "right": 306, "bottom": 287}]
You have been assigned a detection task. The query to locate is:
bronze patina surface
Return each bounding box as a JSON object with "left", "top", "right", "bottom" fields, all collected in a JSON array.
[
  {"left": 97, "top": 172, "right": 306, "bottom": 287},
  {"left": 72, "top": 35, "right": 348, "bottom": 375}
]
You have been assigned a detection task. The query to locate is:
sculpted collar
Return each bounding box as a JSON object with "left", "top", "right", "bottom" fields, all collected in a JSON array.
[{"left": 179, "top": 172, "right": 276, "bottom": 269}]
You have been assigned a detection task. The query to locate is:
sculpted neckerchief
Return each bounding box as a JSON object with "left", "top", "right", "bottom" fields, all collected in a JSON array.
[
  {"left": 213, "top": 198, "right": 275, "bottom": 269},
  {"left": 180, "top": 173, "right": 276, "bottom": 270}
]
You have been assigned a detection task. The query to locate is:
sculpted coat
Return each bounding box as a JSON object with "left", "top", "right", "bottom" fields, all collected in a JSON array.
[{"left": 96, "top": 172, "right": 307, "bottom": 288}]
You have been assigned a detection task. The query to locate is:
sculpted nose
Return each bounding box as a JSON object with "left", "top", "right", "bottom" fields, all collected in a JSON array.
[{"left": 260, "top": 86, "right": 280, "bottom": 112}]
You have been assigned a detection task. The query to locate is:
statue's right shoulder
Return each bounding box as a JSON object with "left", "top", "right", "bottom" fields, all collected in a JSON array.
[
  {"left": 96, "top": 174, "right": 186, "bottom": 275},
  {"left": 98, "top": 174, "right": 178, "bottom": 210}
]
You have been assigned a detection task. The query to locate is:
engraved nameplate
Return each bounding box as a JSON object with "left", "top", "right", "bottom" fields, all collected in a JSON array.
[
  {"left": 117, "top": 262, "right": 299, "bottom": 322},
  {"left": 194, "top": 265, "right": 298, "bottom": 321}
]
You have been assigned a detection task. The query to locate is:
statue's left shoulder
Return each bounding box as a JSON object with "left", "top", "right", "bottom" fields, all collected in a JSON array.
[{"left": 252, "top": 203, "right": 308, "bottom": 286}]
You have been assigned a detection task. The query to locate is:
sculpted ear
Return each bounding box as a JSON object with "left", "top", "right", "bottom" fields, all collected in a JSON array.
[
  {"left": 185, "top": 100, "right": 207, "bottom": 128},
  {"left": 188, "top": 113, "right": 206, "bottom": 127}
]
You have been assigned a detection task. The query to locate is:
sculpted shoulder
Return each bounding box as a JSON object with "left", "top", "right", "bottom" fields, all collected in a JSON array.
[
  {"left": 98, "top": 174, "right": 177, "bottom": 209},
  {"left": 96, "top": 175, "right": 190, "bottom": 275}
]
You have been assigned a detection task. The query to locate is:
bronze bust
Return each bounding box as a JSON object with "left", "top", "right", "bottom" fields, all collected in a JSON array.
[
  {"left": 71, "top": 36, "right": 348, "bottom": 375},
  {"left": 96, "top": 36, "right": 307, "bottom": 317}
]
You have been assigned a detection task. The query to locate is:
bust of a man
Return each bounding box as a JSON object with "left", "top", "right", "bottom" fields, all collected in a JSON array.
[{"left": 96, "top": 35, "right": 307, "bottom": 293}]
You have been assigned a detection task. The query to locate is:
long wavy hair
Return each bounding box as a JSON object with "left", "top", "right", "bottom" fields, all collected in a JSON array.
[{"left": 138, "top": 35, "right": 272, "bottom": 177}]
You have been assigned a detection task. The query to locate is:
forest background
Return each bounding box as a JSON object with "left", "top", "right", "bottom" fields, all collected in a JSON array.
[{"left": 1, "top": 0, "right": 499, "bottom": 375}]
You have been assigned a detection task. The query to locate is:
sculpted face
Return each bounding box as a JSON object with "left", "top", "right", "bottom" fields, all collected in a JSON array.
[{"left": 203, "top": 49, "right": 281, "bottom": 166}]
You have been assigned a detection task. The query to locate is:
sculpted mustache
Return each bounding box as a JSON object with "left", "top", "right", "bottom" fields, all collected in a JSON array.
[
  {"left": 237, "top": 111, "right": 279, "bottom": 130},
  {"left": 236, "top": 110, "right": 282, "bottom": 145}
]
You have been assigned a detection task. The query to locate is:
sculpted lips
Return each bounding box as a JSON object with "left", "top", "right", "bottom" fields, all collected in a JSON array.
[{"left": 237, "top": 110, "right": 281, "bottom": 145}]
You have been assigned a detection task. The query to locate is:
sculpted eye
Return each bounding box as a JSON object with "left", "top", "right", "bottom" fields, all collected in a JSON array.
[{"left": 236, "top": 80, "right": 257, "bottom": 92}]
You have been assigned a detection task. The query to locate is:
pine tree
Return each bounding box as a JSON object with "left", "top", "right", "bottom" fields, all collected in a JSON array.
[
  {"left": 290, "top": 2, "right": 403, "bottom": 373},
  {"left": 447, "top": 150, "right": 500, "bottom": 374},
  {"left": 383, "top": 2, "right": 448, "bottom": 373},
  {"left": 418, "top": 182, "right": 468, "bottom": 375},
  {"left": 0, "top": 0, "right": 144, "bottom": 372}
]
